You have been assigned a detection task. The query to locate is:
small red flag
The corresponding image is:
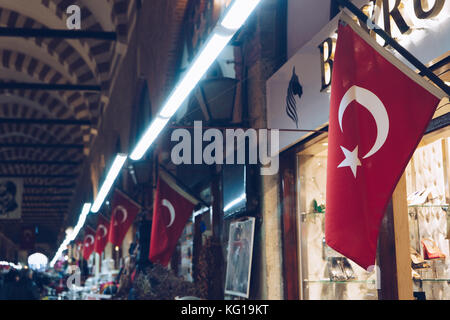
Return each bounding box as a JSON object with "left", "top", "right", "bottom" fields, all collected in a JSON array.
[
  {"left": 82, "top": 226, "right": 96, "bottom": 261},
  {"left": 325, "top": 18, "right": 443, "bottom": 269},
  {"left": 149, "top": 175, "right": 197, "bottom": 266},
  {"left": 94, "top": 214, "right": 109, "bottom": 255},
  {"left": 108, "top": 189, "right": 140, "bottom": 247},
  {"left": 74, "top": 240, "right": 83, "bottom": 261},
  {"left": 20, "top": 226, "right": 35, "bottom": 250}
]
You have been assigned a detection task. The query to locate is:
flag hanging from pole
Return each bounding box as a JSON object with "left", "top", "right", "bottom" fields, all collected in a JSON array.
[
  {"left": 108, "top": 189, "right": 141, "bottom": 247},
  {"left": 94, "top": 214, "right": 110, "bottom": 255},
  {"left": 325, "top": 14, "right": 445, "bottom": 269},
  {"left": 82, "top": 226, "right": 96, "bottom": 261},
  {"left": 149, "top": 172, "right": 198, "bottom": 267}
]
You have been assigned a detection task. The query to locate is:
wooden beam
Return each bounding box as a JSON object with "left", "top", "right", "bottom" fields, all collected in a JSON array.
[
  {"left": 22, "top": 212, "right": 65, "bottom": 214},
  {"left": 23, "top": 193, "right": 73, "bottom": 197},
  {"left": 0, "top": 174, "right": 77, "bottom": 179},
  {"left": 0, "top": 160, "right": 81, "bottom": 166},
  {"left": 23, "top": 200, "right": 69, "bottom": 204},
  {"left": 378, "top": 173, "right": 414, "bottom": 300},
  {"left": 24, "top": 184, "right": 75, "bottom": 189},
  {"left": 377, "top": 198, "right": 399, "bottom": 300},
  {"left": 0, "top": 118, "right": 91, "bottom": 125},
  {"left": 280, "top": 152, "right": 300, "bottom": 300},
  {"left": 0, "top": 143, "right": 84, "bottom": 149},
  {"left": 391, "top": 173, "right": 414, "bottom": 300},
  {"left": 0, "top": 82, "right": 101, "bottom": 92},
  {"left": 0, "top": 27, "right": 117, "bottom": 40}
]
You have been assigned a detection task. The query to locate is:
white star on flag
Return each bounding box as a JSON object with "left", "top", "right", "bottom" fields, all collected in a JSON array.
[{"left": 337, "top": 146, "right": 361, "bottom": 178}]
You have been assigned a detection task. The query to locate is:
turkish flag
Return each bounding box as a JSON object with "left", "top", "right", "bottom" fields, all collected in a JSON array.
[
  {"left": 82, "top": 226, "right": 96, "bottom": 261},
  {"left": 108, "top": 189, "right": 140, "bottom": 247},
  {"left": 20, "top": 226, "right": 35, "bottom": 250},
  {"left": 149, "top": 175, "right": 197, "bottom": 266},
  {"left": 325, "top": 21, "right": 443, "bottom": 269},
  {"left": 74, "top": 240, "right": 83, "bottom": 261},
  {"left": 94, "top": 214, "right": 109, "bottom": 255}
]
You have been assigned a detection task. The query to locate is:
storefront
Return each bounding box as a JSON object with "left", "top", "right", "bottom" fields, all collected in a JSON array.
[{"left": 267, "top": 0, "right": 449, "bottom": 300}]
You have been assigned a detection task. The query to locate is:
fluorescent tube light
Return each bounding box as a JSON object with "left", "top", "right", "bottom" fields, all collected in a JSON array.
[
  {"left": 50, "top": 203, "right": 91, "bottom": 267},
  {"left": 223, "top": 193, "right": 246, "bottom": 212},
  {"left": 221, "top": 0, "right": 262, "bottom": 30},
  {"left": 91, "top": 153, "right": 127, "bottom": 213},
  {"left": 159, "top": 33, "right": 233, "bottom": 119},
  {"left": 129, "top": 0, "right": 262, "bottom": 161},
  {"left": 130, "top": 116, "right": 170, "bottom": 160}
]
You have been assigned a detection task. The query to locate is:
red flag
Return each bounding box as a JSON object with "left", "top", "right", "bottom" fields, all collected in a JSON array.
[
  {"left": 94, "top": 214, "right": 109, "bottom": 255},
  {"left": 82, "top": 226, "right": 96, "bottom": 261},
  {"left": 149, "top": 174, "right": 197, "bottom": 266},
  {"left": 20, "top": 226, "right": 35, "bottom": 250},
  {"left": 108, "top": 189, "right": 140, "bottom": 247},
  {"left": 325, "top": 18, "right": 443, "bottom": 269},
  {"left": 74, "top": 240, "right": 83, "bottom": 261}
]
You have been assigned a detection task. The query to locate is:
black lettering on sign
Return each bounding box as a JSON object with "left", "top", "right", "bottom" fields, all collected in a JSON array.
[
  {"left": 318, "top": 37, "right": 335, "bottom": 92},
  {"left": 383, "top": 0, "right": 411, "bottom": 36},
  {"left": 414, "top": 0, "right": 445, "bottom": 19}
]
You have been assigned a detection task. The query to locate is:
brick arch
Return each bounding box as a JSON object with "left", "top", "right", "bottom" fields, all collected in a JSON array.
[
  {"left": 0, "top": 6, "right": 104, "bottom": 135},
  {"left": 0, "top": 102, "right": 85, "bottom": 144},
  {"left": 0, "top": 7, "right": 99, "bottom": 85},
  {"left": 42, "top": 0, "right": 137, "bottom": 86},
  {"left": 0, "top": 150, "right": 80, "bottom": 177},
  {"left": 0, "top": 48, "right": 98, "bottom": 125},
  {"left": 0, "top": 130, "right": 84, "bottom": 171},
  {"left": 0, "top": 89, "right": 75, "bottom": 120}
]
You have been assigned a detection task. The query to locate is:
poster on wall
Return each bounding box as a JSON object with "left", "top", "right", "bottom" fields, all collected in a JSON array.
[
  {"left": 20, "top": 226, "right": 36, "bottom": 250},
  {"left": 224, "top": 217, "right": 255, "bottom": 298},
  {"left": 178, "top": 222, "right": 194, "bottom": 282},
  {"left": 0, "top": 178, "right": 23, "bottom": 220}
]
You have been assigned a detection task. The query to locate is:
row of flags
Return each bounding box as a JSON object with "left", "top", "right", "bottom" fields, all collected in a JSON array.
[
  {"left": 80, "top": 189, "right": 140, "bottom": 261},
  {"left": 77, "top": 172, "right": 197, "bottom": 266},
  {"left": 74, "top": 12, "right": 446, "bottom": 272}
]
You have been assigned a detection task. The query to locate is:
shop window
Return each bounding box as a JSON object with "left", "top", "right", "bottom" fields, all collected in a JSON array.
[
  {"left": 296, "top": 136, "right": 378, "bottom": 300},
  {"left": 406, "top": 126, "right": 449, "bottom": 300}
]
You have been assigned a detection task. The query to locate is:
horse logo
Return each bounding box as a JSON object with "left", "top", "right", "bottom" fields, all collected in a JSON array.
[{"left": 285, "top": 67, "right": 303, "bottom": 128}]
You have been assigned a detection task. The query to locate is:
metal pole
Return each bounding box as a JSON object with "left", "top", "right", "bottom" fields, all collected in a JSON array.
[
  {"left": 336, "top": 0, "right": 450, "bottom": 96},
  {"left": 158, "top": 164, "right": 210, "bottom": 208}
]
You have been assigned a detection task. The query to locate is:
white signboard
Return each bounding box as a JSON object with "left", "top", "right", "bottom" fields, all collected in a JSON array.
[
  {"left": 269, "top": 1, "right": 450, "bottom": 153},
  {"left": 267, "top": 15, "right": 339, "bottom": 153}
]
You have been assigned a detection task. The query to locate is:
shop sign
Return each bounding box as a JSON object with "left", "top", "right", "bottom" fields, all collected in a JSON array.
[
  {"left": 320, "top": 0, "right": 449, "bottom": 91},
  {"left": 267, "top": 0, "right": 449, "bottom": 153}
]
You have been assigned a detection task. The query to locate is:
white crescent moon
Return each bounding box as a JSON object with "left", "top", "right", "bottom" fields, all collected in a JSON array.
[
  {"left": 338, "top": 85, "right": 389, "bottom": 159},
  {"left": 114, "top": 205, "right": 128, "bottom": 224},
  {"left": 85, "top": 235, "right": 94, "bottom": 247},
  {"left": 98, "top": 224, "right": 107, "bottom": 238},
  {"left": 162, "top": 199, "right": 175, "bottom": 228}
]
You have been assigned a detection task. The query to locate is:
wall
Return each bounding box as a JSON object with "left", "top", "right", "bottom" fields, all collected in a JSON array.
[{"left": 240, "top": 0, "right": 288, "bottom": 299}]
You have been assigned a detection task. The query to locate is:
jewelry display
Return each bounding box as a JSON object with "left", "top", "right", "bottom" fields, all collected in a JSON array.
[{"left": 406, "top": 135, "right": 449, "bottom": 300}]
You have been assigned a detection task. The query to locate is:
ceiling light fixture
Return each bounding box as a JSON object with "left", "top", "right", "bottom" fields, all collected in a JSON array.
[
  {"left": 50, "top": 203, "right": 91, "bottom": 267},
  {"left": 91, "top": 153, "right": 127, "bottom": 213},
  {"left": 129, "top": 0, "right": 262, "bottom": 161}
]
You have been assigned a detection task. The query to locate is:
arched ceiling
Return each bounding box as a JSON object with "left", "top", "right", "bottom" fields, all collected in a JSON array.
[{"left": 0, "top": 0, "right": 136, "bottom": 250}]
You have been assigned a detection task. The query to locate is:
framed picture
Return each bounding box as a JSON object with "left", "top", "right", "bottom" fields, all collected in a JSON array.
[
  {"left": 224, "top": 217, "right": 255, "bottom": 298},
  {"left": 0, "top": 178, "right": 23, "bottom": 220}
]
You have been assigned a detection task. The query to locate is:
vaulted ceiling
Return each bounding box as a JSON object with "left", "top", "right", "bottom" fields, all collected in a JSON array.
[{"left": 0, "top": 0, "right": 136, "bottom": 255}]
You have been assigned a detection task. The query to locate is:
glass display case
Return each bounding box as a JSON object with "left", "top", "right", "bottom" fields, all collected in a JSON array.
[
  {"left": 406, "top": 127, "right": 449, "bottom": 300},
  {"left": 296, "top": 136, "right": 378, "bottom": 300}
]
